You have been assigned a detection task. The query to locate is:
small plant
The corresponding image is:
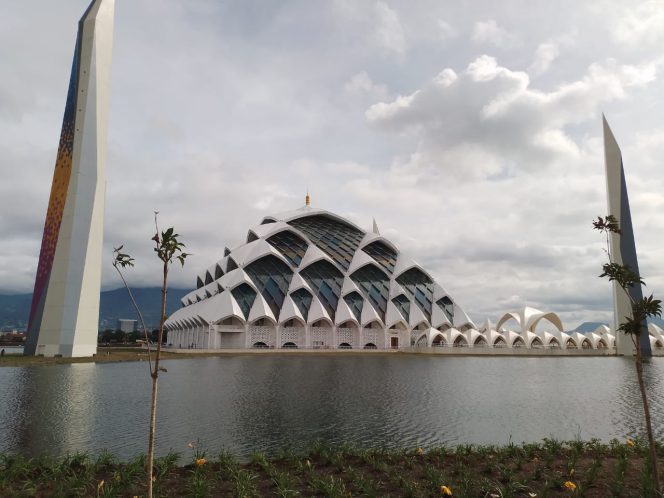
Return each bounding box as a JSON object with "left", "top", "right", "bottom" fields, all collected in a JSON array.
[
  {"left": 112, "top": 213, "right": 190, "bottom": 498},
  {"left": 593, "top": 214, "right": 661, "bottom": 492}
]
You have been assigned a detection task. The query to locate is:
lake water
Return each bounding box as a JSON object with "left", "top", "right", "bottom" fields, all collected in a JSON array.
[{"left": 0, "top": 355, "right": 663, "bottom": 460}]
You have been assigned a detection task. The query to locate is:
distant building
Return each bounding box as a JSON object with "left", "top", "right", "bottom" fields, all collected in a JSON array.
[{"left": 117, "top": 319, "right": 137, "bottom": 334}]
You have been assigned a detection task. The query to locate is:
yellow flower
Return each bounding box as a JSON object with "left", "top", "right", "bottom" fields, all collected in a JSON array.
[
  {"left": 564, "top": 481, "right": 577, "bottom": 491},
  {"left": 626, "top": 439, "right": 636, "bottom": 448},
  {"left": 195, "top": 458, "right": 206, "bottom": 466},
  {"left": 416, "top": 447, "right": 424, "bottom": 455},
  {"left": 440, "top": 485, "right": 453, "bottom": 495}
]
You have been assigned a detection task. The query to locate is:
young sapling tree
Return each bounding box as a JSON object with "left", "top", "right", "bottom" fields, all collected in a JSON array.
[{"left": 112, "top": 213, "right": 190, "bottom": 498}]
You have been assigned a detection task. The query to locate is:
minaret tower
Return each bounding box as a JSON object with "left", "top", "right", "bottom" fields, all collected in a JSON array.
[
  {"left": 603, "top": 116, "right": 651, "bottom": 356},
  {"left": 25, "top": 0, "right": 115, "bottom": 357}
]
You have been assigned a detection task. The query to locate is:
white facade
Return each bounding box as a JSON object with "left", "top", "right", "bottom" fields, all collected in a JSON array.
[{"left": 603, "top": 117, "right": 649, "bottom": 356}]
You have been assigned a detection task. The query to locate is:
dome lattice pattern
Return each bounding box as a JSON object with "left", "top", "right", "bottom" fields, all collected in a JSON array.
[{"left": 165, "top": 206, "right": 473, "bottom": 349}]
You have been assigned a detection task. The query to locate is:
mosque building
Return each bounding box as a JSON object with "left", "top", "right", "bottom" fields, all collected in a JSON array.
[{"left": 165, "top": 195, "right": 475, "bottom": 350}]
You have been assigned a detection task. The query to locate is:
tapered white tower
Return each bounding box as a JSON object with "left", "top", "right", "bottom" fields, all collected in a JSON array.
[
  {"left": 25, "top": 0, "right": 115, "bottom": 357},
  {"left": 603, "top": 116, "right": 651, "bottom": 356}
]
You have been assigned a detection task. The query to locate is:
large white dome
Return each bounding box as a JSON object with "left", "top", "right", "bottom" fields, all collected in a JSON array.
[{"left": 165, "top": 205, "right": 474, "bottom": 349}]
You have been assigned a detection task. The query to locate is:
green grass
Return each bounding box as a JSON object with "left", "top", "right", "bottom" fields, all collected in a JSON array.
[{"left": 1, "top": 439, "right": 662, "bottom": 497}]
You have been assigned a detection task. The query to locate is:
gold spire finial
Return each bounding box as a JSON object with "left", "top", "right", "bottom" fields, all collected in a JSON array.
[{"left": 305, "top": 189, "right": 310, "bottom": 207}]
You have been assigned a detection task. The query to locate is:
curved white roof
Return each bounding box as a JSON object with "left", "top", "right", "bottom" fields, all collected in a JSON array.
[{"left": 166, "top": 205, "right": 470, "bottom": 329}]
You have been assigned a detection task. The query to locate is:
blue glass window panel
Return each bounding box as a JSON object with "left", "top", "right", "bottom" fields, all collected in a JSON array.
[
  {"left": 343, "top": 292, "right": 364, "bottom": 322},
  {"left": 299, "top": 260, "right": 344, "bottom": 321},
  {"left": 436, "top": 296, "right": 454, "bottom": 322},
  {"left": 231, "top": 283, "right": 257, "bottom": 320},
  {"left": 362, "top": 241, "right": 397, "bottom": 274},
  {"left": 244, "top": 255, "right": 294, "bottom": 320},
  {"left": 266, "top": 230, "right": 309, "bottom": 267},
  {"left": 396, "top": 268, "right": 434, "bottom": 322},
  {"left": 288, "top": 215, "right": 365, "bottom": 271},
  {"left": 392, "top": 294, "right": 410, "bottom": 322},
  {"left": 290, "top": 288, "right": 313, "bottom": 321},
  {"left": 350, "top": 264, "right": 390, "bottom": 322}
]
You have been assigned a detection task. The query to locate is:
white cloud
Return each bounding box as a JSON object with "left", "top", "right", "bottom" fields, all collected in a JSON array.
[
  {"left": 366, "top": 55, "right": 658, "bottom": 181},
  {"left": 343, "top": 71, "right": 389, "bottom": 100},
  {"left": 372, "top": 1, "right": 406, "bottom": 56},
  {"left": 471, "top": 20, "right": 519, "bottom": 48},
  {"left": 529, "top": 42, "right": 559, "bottom": 76},
  {"left": 612, "top": 1, "right": 664, "bottom": 47},
  {"left": 437, "top": 19, "right": 457, "bottom": 41}
]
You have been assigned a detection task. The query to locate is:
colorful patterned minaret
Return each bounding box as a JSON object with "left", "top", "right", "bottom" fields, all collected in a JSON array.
[{"left": 25, "top": 0, "right": 115, "bottom": 357}]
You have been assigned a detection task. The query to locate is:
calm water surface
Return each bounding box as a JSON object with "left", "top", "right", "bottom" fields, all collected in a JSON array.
[{"left": 0, "top": 356, "right": 662, "bottom": 459}]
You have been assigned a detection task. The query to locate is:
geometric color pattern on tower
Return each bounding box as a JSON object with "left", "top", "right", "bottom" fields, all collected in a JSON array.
[{"left": 25, "top": 0, "right": 115, "bottom": 357}]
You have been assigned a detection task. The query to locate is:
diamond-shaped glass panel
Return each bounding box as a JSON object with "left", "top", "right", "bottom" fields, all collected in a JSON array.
[
  {"left": 392, "top": 294, "right": 410, "bottom": 323},
  {"left": 396, "top": 268, "right": 434, "bottom": 322},
  {"left": 343, "top": 291, "right": 364, "bottom": 323},
  {"left": 231, "top": 283, "right": 257, "bottom": 320},
  {"left": 290, "top": 288, "right": 313, "bottom": 322},
  {"left": 266, "top": 230, "right": 309, "bottom": 267},
  {"left": 350, "top": 264, "right": 390, "bottom": 322},
  {"left": 244, "top": 255, "right": 294, "bottom": 320},
  {"left": 436, "top": 296, "right": 454, "bottom": 323},
  {"left": 362, "top": 241, "right": 397, "bottom": 274},
  {"left": 299, "top": 260, "right": 344, "bottom": 321},
  {"left": 288, "top": 215, "right": 365, "bottom": 271}
]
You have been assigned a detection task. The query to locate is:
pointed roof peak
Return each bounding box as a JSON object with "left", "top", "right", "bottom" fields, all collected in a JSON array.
[{"left": 372, "top": 217, "right": 380, "bottom": 235}]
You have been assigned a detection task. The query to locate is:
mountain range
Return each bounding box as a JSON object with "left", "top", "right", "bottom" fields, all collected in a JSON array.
[{"left": 0, "top": 287, "right": 191, "bottom": 331}]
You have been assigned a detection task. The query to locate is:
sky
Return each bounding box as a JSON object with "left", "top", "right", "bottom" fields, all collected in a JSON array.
[{"left": 1, "top": 0, "right": 663, "bottom": 329}]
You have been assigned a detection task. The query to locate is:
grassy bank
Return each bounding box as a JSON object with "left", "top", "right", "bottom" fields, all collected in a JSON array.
[
  {"left": 1, "top": 439, "right": 662, "bottom": 497},
  {"left": 0, "top": 348, "right": 184, "bottom": 367}
]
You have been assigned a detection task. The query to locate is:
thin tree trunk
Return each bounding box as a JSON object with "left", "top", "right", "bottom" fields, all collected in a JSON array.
[
  {"left": 146, "top": 374, "right": 158, "bottom": 498},
  {"left": 146, "top": 261, "right": 169, "bottom": 498},
  {"left": 634, "top": 335, "right": 660, "bottom": 491}
]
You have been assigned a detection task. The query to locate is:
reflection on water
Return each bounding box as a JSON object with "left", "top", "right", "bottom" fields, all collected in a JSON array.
[{"left": 0, "top": 356, "right": 662, "bottom": 459}]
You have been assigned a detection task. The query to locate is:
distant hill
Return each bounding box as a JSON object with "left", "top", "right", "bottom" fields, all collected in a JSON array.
[
  {"left": 574, "top": 322, "right": 609, "bottom": 333},
  {"left": 0, "top": 287, "right": 191, "bottom": 331},
  {"left": 575, "top": 318, "right": 664, "bottom": 333}
]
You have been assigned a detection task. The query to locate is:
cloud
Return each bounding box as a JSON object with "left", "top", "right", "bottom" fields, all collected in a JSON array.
[
  {"left": 343, "top": 72, "right": 389, "bottom": 100},
  {"left": 366, "top": 55, "right": 657, "bottom": 180},
  {"left": 3, "top": 0, "right": 664, "bottom": 331},
  {"left": 437, "top": 19, "right": 457, "bottom": 41},
  {"left": 372, "top": 2, "right": 406, "bottom": 56},
  {"left": 529, "top": 42, "right": 560, "bottom": 76},
  {"left": 471, "top": 20, "right": 519, "bottom": 48},
  {"left": 612, "top": 1, "right": 664, "bottom": 47}
]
